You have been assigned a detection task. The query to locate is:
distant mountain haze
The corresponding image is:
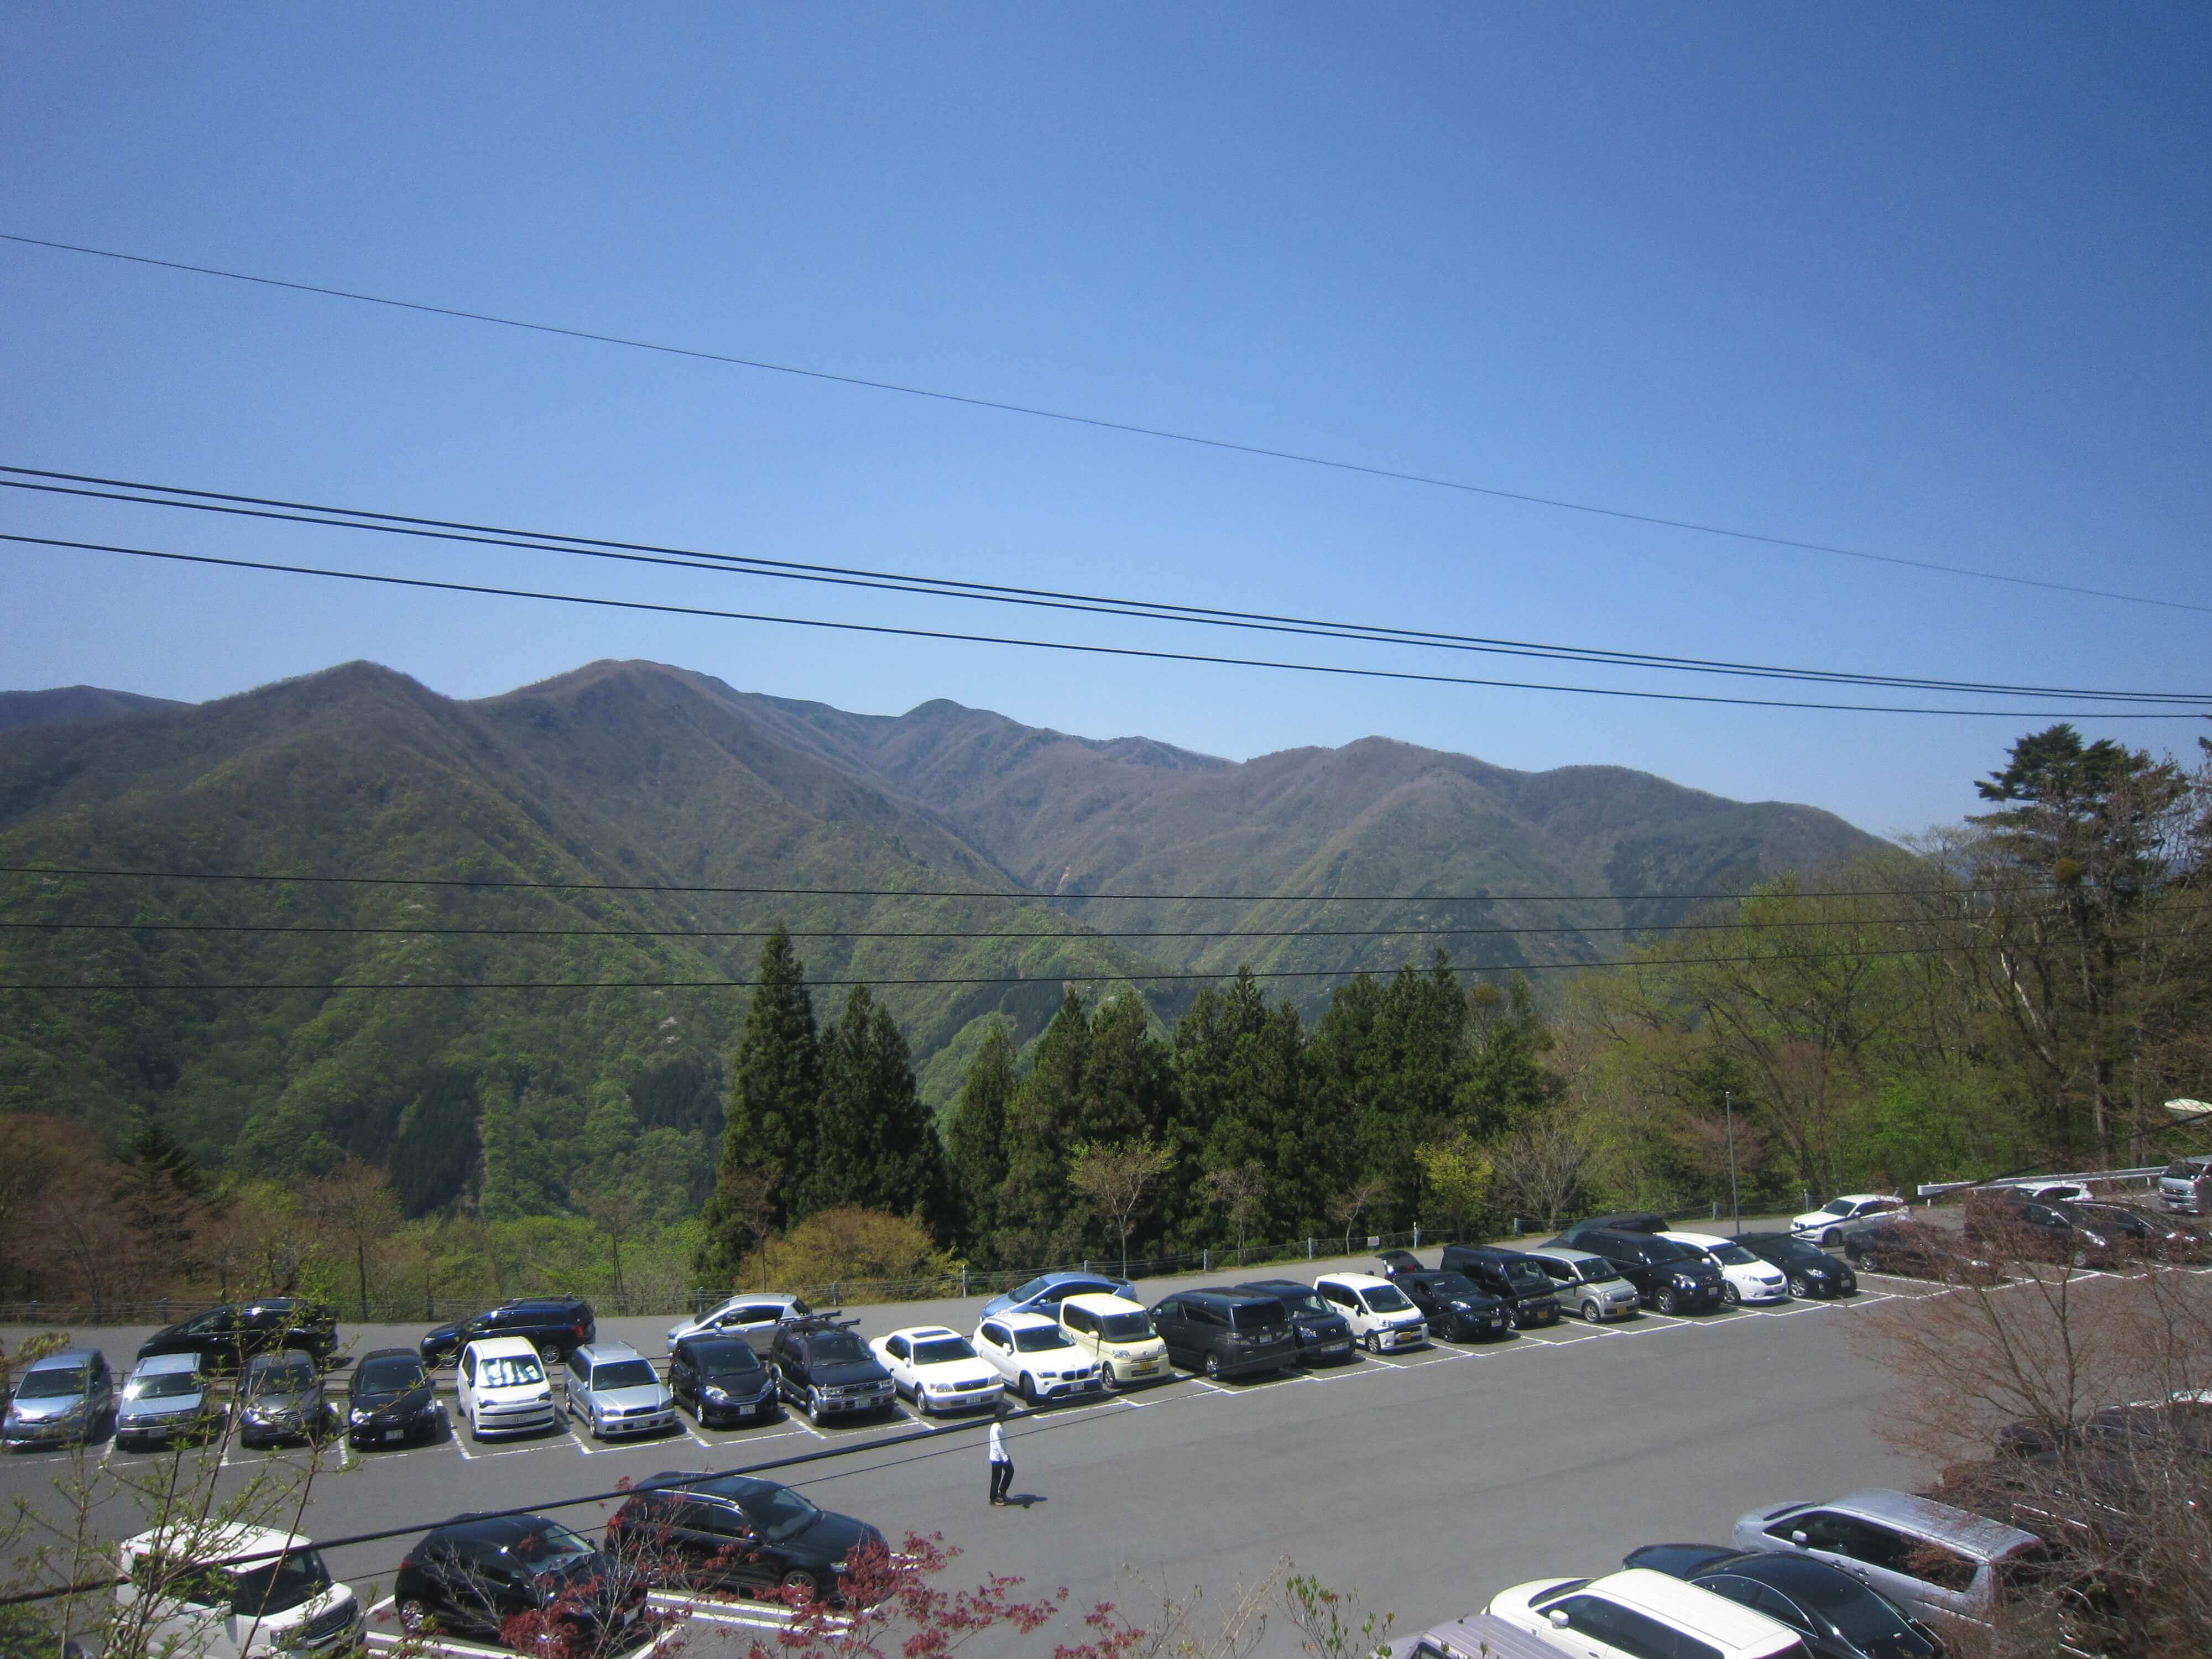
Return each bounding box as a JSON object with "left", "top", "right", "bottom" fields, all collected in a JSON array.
[{"left": 0, "top": 659, "right": 1883, "bottom": 1182}]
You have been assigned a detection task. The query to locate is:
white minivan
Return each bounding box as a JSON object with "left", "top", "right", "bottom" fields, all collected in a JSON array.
[
  {"left": 1489, "top": 1567, "right": 1813, "bottom": 1659},
  {"left": 1314, "top": 1272, "right": 1427, "bottom": 1354},
  {"left": 456, "top": 1335, "right": 558, "bottom": 1438},
  {"left": 116, "top": 1523, "right": 364, "bottom": 1659}
]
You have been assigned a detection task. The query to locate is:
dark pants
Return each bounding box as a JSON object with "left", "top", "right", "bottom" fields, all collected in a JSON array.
[{"left": 989, "top": 1459, "right": 1013, "bottom": 1503}]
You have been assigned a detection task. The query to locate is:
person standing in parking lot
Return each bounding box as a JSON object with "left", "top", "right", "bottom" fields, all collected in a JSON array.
[{"left": 987, "top": 1403, "right": 1013, "bottom": 1505}]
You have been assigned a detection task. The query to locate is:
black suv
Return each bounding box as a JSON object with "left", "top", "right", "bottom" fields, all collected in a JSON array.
[
  {"left": 768, "top": 1317, "right": 896, "bottom": 1423},
  {"left": 1148, "top": 1289, "right": 1296, "bottom": 1380},
  {"left": 607, "top": 1472, "right": 886, "bottom": 1604},
  {"left": 421, "top": 1297, "right": 596, "bottom": 1368},
  {"left": 136, "top": 1298, "right": 338, "bottom": 1374},
  {"left": 1234, "top": 1279, "right": 1356, "bottom": 1365},
  {"left": 394, "top": 1513, "right": 645, "bottom": 1649},
  {"left": 1734, "top": 1232, "right": 1858, "bottom": 1299},
  {"left": 1436, "top": 1246, "right": 1563, "bottom": 1327},
  {"left": 347, "top": 1348, "right": 442, "bottom": 1449},
  {"left": 1547, "top": 1225, "right": 1725, "bottom": 1313},
  {"left": 1390, "top": 1270, "right": 1512, "bottom": 1341},
  {"left": 668, "top": 1335, "right": 780, "bottom": 1428}
]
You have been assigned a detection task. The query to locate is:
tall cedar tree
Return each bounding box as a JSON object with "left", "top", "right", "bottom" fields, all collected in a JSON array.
[
  {"left": 993, "top": 990, "right": 1091, "bottom": 1262},
  {"left": 806, "top": 985, "right": 948, "bottom": 1229},
  {"left": 1309, "top": 954, "right": 1469, "bottom": 1231},
  {"left": 941, "top": 1020, "right": 1016, "bottom": 1252},
  {"left": 1457, "top": 976, "right": 1563, "bottom": 1135},
  {"left": 1167, "top": 970, "right": 1320, "bottom": 1245},
  {"left": 114, "top": 1117, "right": 208, "bottom": 1261},
  {"left": 700, "top": 926, "right": 819, "bottom": 1275}
]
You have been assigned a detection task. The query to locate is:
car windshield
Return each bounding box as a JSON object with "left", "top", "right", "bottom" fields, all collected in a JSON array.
[
  {"left": 478, "top": 1354, "right": 544, "bottom": 1389},
  {"left": 511, "top": 1524, "right": 597, "bottom": 1572},
  {"left": 230, "top": 1548, "right": 332, "bottom": 1617},
  {"left": 1097, "top": 1312, "right": 1155, "bottom": 1342},
  {"left": 810, "top": 1333, "right": 869, "bottom": 1366},
  {"left": 1500, "top": 1261, "right": 1549, "bottom": 1292},
  {"left": 591, "top": 1360, "right": 659, "bottom": 1390},
  {"left": 17, "top": 1368, "right": 88, "bottom": 1399},
  {"left": 1768, "top": 1569, "right": 1914, "bottom": 1645},
  {"left": 1708, "top": 1243, "right": 1759, "bottom": 1266},
  {"left": 1013, "top": 1326, "right": 1073, "bottom": 1353},
  {"left": 248, "top": 1362, "right": 316, "bottom": 1396},
  {"left": 358, "top": 1357, "right": 425, "bottom": 1392},
  {"left": 1645, "top": 1240, "right": 1699, "bottom": 1265},
  {"left": 734, "top": 1484, "right": 822, "bottom": 1543},
  {"left": 912, "top": 1338, "right": 976, "bottom": 1365},
  {"left": 696, "top": 1341, "right": 761, "bottom": 1376},
  {"left": 1768, "top": 1239, "right": 1824, "bottom": 1264},
  {"left": 1264, "top": 1287, "right": 1331, "bottom": 1316},
  {"left": 1361, "top": 1285, "right": 1413, "bottom": 1313},
  {"left": 1575, "top": 1261, "right": 1623, "bottom": 1283},
  {"left": 1426, "top": 1274, "right": 1482, "bottom": 1300},
  {"left": 1010, "top": 1278, "right": 1048, "bottom": 1301},
  {"left": 127, "top": 1371, "right": 199, "bottom": 1400},
  {"left": 1820, "top": 1200, "right": 1853, "bottom": 1216}
]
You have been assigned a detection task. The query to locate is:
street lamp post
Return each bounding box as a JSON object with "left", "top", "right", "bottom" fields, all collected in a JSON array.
[{"left": 1725, "top": 1089, "right": 1743, "bottom": 1235}]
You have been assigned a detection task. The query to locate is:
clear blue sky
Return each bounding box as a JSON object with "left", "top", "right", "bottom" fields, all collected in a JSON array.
[{"left": 3, "top": 6, "right": 2206, "bottom": 839}]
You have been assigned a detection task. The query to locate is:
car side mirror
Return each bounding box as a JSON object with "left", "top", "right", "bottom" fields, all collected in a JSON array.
[
  {"left": 1547, "top": 1609, "right": 1571, "bottom": 1630},
  {"left": 1790, "top": 1530, "right": 1810, "bottom": 1547}
]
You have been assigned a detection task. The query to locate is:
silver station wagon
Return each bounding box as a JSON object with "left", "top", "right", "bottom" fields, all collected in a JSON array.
[{"left": 563, "top": 1341, "right": 677, "bottom": 1439}]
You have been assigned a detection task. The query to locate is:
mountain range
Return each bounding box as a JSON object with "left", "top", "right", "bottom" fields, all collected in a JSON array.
[{"left": 0, "top": 659, "right": 1884, "bottom": 1187}]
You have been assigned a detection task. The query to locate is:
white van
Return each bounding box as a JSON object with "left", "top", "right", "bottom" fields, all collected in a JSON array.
[
  {"left": 1314, "top": 1272, "right": 1427, "bottom": 1354},
  {"left": 2159, "top": 1155, "right": 2212, "bottom": 1214},
  {"left": 456, "top": 1335, "right": 558, "bottom": 1438},
  {"left": 116, "top": 1524, "right": 363, "bottom": 1659}
]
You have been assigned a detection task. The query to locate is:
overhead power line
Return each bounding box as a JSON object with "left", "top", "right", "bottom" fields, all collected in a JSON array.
[
  {"left": 6, "top": 466, "right": 2206, "bottom": 707},
  {"left": 11, "top": 530, "right": 2209, "bottom": 721},
  {"left": 3, "top": 231, "right": 2205, "bottom": 619},
  {"left": 0, "top": 862, "right": 2046, "bottom": 904}
]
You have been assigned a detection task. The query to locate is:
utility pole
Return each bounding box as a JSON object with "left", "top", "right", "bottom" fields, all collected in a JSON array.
[{"left": 1725, "top": 1089, "right": 1743, "bottom": 1235}]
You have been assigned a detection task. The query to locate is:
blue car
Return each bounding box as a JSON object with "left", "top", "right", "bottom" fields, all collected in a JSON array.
[{"left": 979, "top": 1271, "right": 1136, "bottom": 1321}]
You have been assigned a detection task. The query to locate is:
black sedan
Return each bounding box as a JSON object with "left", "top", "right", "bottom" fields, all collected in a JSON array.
[
  {"left": 1624, "top": 1543, "right": 1942, "bottom": 1659},
  {"left": 1844, "top": 1218, "right": 2003, "bottom": 1284},
  {"left": 1391, "top": 1271, "right": 1513, "bottom": 1341},
  {"left": 395, "top": 1514, "right": 645, "bottom": 1648},
  {"left": 135, "top": 1298, "right": 337, "bottom": 1374},
  {"left": 1234, "top": 1280, "right": 1356, "bottom": 1365},
  {"left": 1735, "top": 1232, "right": 1858, "bottom": 1298},
  {"left": 346, "top": 1348, "right": 443, "bottom": 1449},
  {"left": 607, "top": 1472, "right": 884, "bottom": 1604}
]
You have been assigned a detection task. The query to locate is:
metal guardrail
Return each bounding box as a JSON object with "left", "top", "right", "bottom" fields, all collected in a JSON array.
[{"left": 1915, "top": 1164, "right": 2171, "bottom": 1199}]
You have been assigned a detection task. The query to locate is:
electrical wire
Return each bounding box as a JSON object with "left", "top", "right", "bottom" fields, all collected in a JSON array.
[
  {"left": 4, "top": 232, "right": 2206, "bottom": 619},
  {"left": 7, "top": 467, "right": 2206, "bottom": 707},
  {"left": 0, "top": 862, "right": 2045, "bottom": 904},
  {"left": 16, "top": 530, "right": 2206, "bottom": 720}
]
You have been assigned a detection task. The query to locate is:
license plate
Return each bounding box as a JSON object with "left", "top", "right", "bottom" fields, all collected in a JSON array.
[
  {"left": 383, "top": 1430, "right": 402, "bottom": 1442},
  {"left": 735, "top": 1403, "right": 753, "bottom": 1416}
]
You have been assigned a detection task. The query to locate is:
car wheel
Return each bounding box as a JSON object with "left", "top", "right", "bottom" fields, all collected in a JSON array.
[
  {"left": 397, "top": 1598, "right": 430, "bottom": 1634},
  {"left": 1203, "top": 1353, "right": 1222, "bottom": 1380},
  {"left": 915, "top": 1390, "right": 931, "bottom": 1417},
  {"left": 538, "top": 1340, "right": 561, "bottom": 1365},
  {"left": 1363, "top": 1331, "right": 1380, "bottom": 1354},
  {"left": 1821, "top": 1229, "right": 1841, "bottom": 1248},
  {"left": 1787, "top": 1272, "right": 1811, "bottom": 1297},
  {"left": 807, "top": 1390, "right": 823, "bottom": 1423},
  {"left": 2069, "top": 1248, "right": 2088, "bottom": 1270},
  {"left": 781, "top": 1569, "right": 820, "bottom": 1603},
  {"left": 1020, "top": 1373, "right": 1039, "bottom": 1407},
  {"left": 1581, "top": 1300, "right": 1601, "bottom": 1324},
  {"left": 1656, "top": 1287, "right": 1681, "bottom": 1314},
  {"left": 1859, "top": 1251, "right": 1881, "bottom": 1275},
  {"left": 1722, "top": 1282, "right": 1740, "bottom": 1305}
]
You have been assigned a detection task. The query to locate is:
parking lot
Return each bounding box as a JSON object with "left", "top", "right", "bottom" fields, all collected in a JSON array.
[{"left": 12, "top": 1250, "right": 2187, "bottom": 1658}]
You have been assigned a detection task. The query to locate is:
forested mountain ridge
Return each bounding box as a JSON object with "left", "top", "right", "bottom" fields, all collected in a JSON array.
[
  {"left": 0, "top": 656, "right": 1883, "bottom": 1210},
  {"left": 0, "top": 685, "right": 189, "bottom": 733}
]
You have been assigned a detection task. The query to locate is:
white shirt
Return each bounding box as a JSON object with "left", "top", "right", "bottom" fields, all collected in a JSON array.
[{"left": 988, "top": 1420, "right": 1009, "bottom": 1463}]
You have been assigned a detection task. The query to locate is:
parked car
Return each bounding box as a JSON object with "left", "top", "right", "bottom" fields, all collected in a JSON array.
[
  {"left": 607, "top": 1470, "right": 886, "bottom": 1604},
  {"left": 421, "top": 1296, "right": 595, "bottom": 1368},
  {"left": 1057, "top": 1293, "right": 1172, "bottom": 1388},
  {"left": 1314, "top": 1272, "right": 1428, "bottom": 1354},
  {"left": 1388, "top": 1270, "right": 1512, "bottom": 1342},
  {"left": 1384, "top": 1610, "right": 1583, "bottom": 1658},
  {"left": 1842, "top": 1218, "right": 2002, "bottom": 1284},
  {"left": 979, "top": 1270, "right": 1137, "bottom": 1321},
  {"left": 1546, "top": 1225, "right": 1727, "bottom": 1314},
  {"left": 455, "top": 1335, "right": 559, "bottom": 1439},
  {"left": 668, "top": 1334, "right": 780, "bottom": 1428},
  {"left": 2060, "top": 1199, "right": 2208, "bottom": 1262},
  {"left": 1559, "top": 1211, "right": 1671, "bottom": 1238},
  {"left": 137, "top": 1300, "right": 336, "bottom": 1375},
  {"left": 116, "top": 1353, "right": 226, "bottom": 1451},
  {"left": 1624, "top": 1543, "right": 1943, "bottom": 1659},
  {"left": 1792, "top": 1196, "right": 1907, "bottom": 1246},
  {"left": 1663, "top": 1230, "right": 1791, "bottom": 1305},
  {"left": 1147, "top": 1288, "right": 1297, "bottom": 1379},
  {"left": 1733, "top": 1489, "right": 2051, "bottom": 1634},
  {"left": 117, "top": 1522, "right": 363, "bottom": 1659},
  {"left": 868, "top": 1326, "right": 1005, "bottom": 1413},
  {"left": 1375, "top": 1248, "right": 1424, "bottom": 1276},
  {"left": 1520, "top": 1246, "right": 1642, "bottom": 1323},
  {"left": 564, "top": 1342, "right": 678, "bottom": 1440},
  {"left": 393, "top": 1513, "right": 642, "bottom": 1646},
  {"left": 1963, "top": 1190, "right": 2126, "bottom": 1269},
  {"left": 1735, "top": 1233, "right": 1859, "bottom": 1300},
  {"left": 970, "top": 1312, "right": 1105, "bottom": 1406},
  {"left": 1488, "top": 1567, "right": 1813, "bottom": 1659},
  {"left": 1234, "top": 1279, "right": 1358, "bottom": 1364},
  {"left": 770, "top": 1316, "right": 898, "bottom": 1422},
  {"left": 1437, "top": 1245, "right": 1564, "bottom": 1327},
  {"left": 665, "top": 1291, "right": 812, "bottom": 1355},
  {"left": 3, "top": 1348, "right": 113, "bottom": 1450},
  {"left": 236, "top": 1350, "right": 335, "bottom": 1449},
  {"left": 345, "top": 1348, "right": 441, "bottom": 1449},
  {"left": 2158, "top": 1154, "right": 2212, "bottom": 1214}
]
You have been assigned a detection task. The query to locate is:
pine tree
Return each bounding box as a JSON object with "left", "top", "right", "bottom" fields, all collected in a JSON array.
[
  {"left": 994, "top": 990, "right": 1090, "bottom": 1261},
  {"left": 941, "top": 1019, "right": 1016, "bottom": 1253},
  {"left": 807, "top": 987, "right": 947, "bottom": 1225},
  {"left": 114, "top": 1116, "right": 208, "bottom": 1261},
  {"left": 698, "top": 926, "right": 819, "bottom": 1278}
]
